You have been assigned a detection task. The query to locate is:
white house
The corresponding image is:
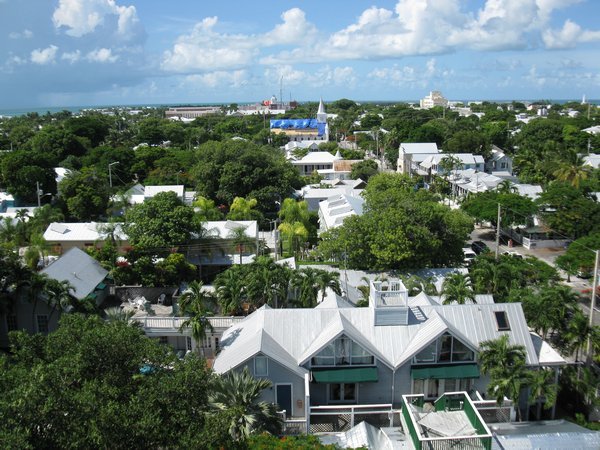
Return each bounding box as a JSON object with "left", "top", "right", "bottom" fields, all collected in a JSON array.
[
  {"left": 318, "top": 194, "right": 365, "bottom": 234},
  {"left": 43, "top": 222, "right": 130, "bottom": 255},
  {"left": 397, "top": 143, "right": 440, "bottom": 175},
  {"left": 485, "top": 146, "right": 513, "bottom": 174},
  {"left": 419, "top": 153, "right": 485, "bottom": 176},
  {"left": 212, "top": 279, "right": 564, "bottom": 430},
  {"left": 292, "top": 151, "right": 342, "bottom": 176}
]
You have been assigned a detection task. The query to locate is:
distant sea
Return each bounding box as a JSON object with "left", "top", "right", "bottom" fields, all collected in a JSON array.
[{"left": 0, "top": 99, "right": 598, "bottom": 117}]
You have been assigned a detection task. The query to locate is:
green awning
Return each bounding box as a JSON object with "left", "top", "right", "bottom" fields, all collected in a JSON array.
[
  {"left": 95, "top": 282, "right": 106, "bottom": 290},
  {"left": 411, "top": 364, "right": 480, "bottom": 380},
  {"left": 86, "top": 293, "right": 98, "bottom": 300},
  {"left": 313, "top": 367, "right": 378, "bottom": 383}
]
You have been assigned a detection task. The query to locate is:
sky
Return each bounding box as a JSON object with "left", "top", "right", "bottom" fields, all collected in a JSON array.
[{"left": 1, "top": 0, "right": 599, "bottom": 109}]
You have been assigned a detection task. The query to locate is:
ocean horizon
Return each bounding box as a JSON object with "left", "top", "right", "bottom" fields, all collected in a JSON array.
[{"left": 0, "top": 99, "right": 598, "bottom": 117}]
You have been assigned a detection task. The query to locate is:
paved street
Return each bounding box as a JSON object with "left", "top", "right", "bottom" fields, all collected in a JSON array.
[{"left": 469, "top": 226, "right": 600, "bottom": 327}]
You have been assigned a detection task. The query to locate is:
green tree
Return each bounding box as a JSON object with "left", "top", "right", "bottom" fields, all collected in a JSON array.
[
  {"left": 214, "top": 265, "right": 247, "bottom": 315},
  {"left": 179, "top": 284, "right": 214, "bottom": 352},
  {"left": 441, "top": 273, "right": 475, "bottom": 304},
  {"left": 124, "top": 191, "right": 202, "bottom": 250},
  {"left": 193, "top": 196, "right": 224, "bottom": 221},
  {"left": 210, "top": 367, "right": 282, "bottom": 441},
  {"left": 59, "top": 167, "right": 111, "bottom": 221},
  {"left": 244, "top": 257, "right": 292, "bottom": 309},
  {"left": 227, "top": 196, "right": 263, "bottom": 222},
  {"left": 350, "top": 159, "right": 379, "bottom": 181},
  {"left": 461, "top": 191, "right": 537, "bottom": 227}
]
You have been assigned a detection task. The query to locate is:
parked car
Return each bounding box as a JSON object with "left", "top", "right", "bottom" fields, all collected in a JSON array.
[
  {"left": 471, "top": 241, "right": 489, "bottom": 255},
  {"left": 463, "top": 248, "right": 477, "bottom": 265}
]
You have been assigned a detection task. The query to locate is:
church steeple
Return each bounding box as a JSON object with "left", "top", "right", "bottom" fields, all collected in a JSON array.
[{"left": 317, "top": 97, "right": 327, "bottom": 123}]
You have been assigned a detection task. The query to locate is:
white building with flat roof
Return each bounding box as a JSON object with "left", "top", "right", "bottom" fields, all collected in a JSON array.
[{"left": 420, "top": 91, "right": 448, "bottom": 109}]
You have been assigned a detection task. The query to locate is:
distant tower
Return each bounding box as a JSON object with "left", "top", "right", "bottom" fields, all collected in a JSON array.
[
  {"left": 582, "top": 94, "right": 587, "bottom": 105},
  {"left": 317, "top": 97, "right": 327, "bottom": 123}
]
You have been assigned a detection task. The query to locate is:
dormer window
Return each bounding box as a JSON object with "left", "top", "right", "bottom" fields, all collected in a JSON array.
[
  {"left": 414, "top": 333, "right": 475, "bottom": 364},
  {"left": 312, "top": 336, "right": 374, "bottom": 367}
]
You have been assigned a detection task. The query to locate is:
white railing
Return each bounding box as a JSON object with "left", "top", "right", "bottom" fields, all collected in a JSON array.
[
  {"left": 132, "top": 316, "right": 245, "bottom": 330},
  {"left": 309, "top": 403, "right": 397, "bottom": 433}
]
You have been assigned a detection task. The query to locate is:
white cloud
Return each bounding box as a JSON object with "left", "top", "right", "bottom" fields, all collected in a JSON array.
[
  {"left": 263, "top": 65, "right": 357, "bottom": 88},
  {"left": 30, "top": 45, "right": 58, "bottom": 65},
  {"left": 8, "top": 29, "right": 33, "bottom": 39},
  {"left": 543, "top": 19, "right": 600, "bottom": 49},
  {"left": 162, "top": 8, "right": 317, "bottom": 73},
  {"left": 86, "top": 48, "right": 118, "bottom": 63},
  {"left": 185, "top": 70, "right": 249, "bottom": 89},
  {"left": 262, "top": 8, "right": 317, "bottom": 45},
  {"left": 52, "top": 0, "right": 140, "bottom": 39},
  {"left": 368, "top": 58, "right": 446, "bottom": 88},
  {"left": 61, "top": 50, "right": 81, "bottom": 63},
  {"left": 162, "top": 17, "right": 258, "bottom": 72}
]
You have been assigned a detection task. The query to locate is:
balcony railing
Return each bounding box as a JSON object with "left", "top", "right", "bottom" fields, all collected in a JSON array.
[
  {"left": 132, "top": 316, "right": 245, "bottom": 331},
  {"left": 309, "top": 403, "right": 398, "bottom": 433}
]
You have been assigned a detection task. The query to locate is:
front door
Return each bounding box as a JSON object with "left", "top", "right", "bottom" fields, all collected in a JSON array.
[{"left": 276, "top": 384, "right": 293, "bottom": 417}]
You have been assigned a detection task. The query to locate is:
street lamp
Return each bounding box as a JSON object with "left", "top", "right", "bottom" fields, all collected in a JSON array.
[
  {"left": 108, "top": 161, "right": 119, "bottom": 188},
  {"left": 36, "top": 181, "right": 52, "bottom": 207}
]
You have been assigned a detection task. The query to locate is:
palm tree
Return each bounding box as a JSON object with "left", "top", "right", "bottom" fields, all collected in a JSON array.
[
  {"left": 245, "top": 257, "right": 291, "bottom": 308},
  {"left": 177, "top": 280, "right": 214, "bottom": 316},
  {"left": 315, "top": 269, "right": 341, "bottom": 301},
  {"left": 27, "top": 272, "right": 49, "bottom": 332},
  {"left": 290, "top": 268, "right": 321, "bottom": 308},
  {"left": 228, "top": 226, "right": 255, "bottom": 264},
  {"left": 496, "top": 180, "right": 516, "bottom": 194},
  {"left": 277, "top": 221, "right": 309, "bottom": 257},
  {"left": 210, "top": 367, "right": 282, "bottom": 441},
  {"left": 479, "top": 335, "right": 527, "bottom": 376},
  {"left": 45, "top": 278, "right": 74, "bottom": 323},
  {"left": 441, "top": 273, "right": 475, "bottom": 305},
  {"left": 214, "top": 266, "right": 246, "bottom": 315},
  {"left": 528, "top": 368, "right": 558, "bottom": 420},
  {"left": 104, "top": 306, "right": 135, "bottom": 324},
  {"left": 553, "top": 157, "right": 591, "bottom": 188},
  {"left": 178, "top": 292, "right": 214, "bottom": 352},
  {"left": 479, "top": 335, "right": 529, "bottom": 421},
  {"left": 278, "top": 198, "right": 310, "bottom": 227}
]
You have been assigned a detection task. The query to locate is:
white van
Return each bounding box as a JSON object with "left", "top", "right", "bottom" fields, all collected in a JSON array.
[{"left": 463, "top": 248, "right": 477, "bottom": 265}]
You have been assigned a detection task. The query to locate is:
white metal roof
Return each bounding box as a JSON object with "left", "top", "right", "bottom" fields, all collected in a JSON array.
[
  {"left": 292, "top": 151, "right": 338, "bottom": 165},
  {"left": 200, "top": 220, "right": 258, "bottom": 239},
  {"left": 399, "top": 143, "right": 440, "bottom": 154},
  {"left": 213, "top": 295, "right": 546, "bottom": 374},
  {"left": 43, "top": 222, "right": 128, "bottom": 242},
  {"left": 144, "top": 185, "right": 185, "bottom": 198}
]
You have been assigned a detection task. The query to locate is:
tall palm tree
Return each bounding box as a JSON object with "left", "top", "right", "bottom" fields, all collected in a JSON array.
[
  {"left": 441, "top": 273, "right": 475, "bottom": 305},
  {"left": 45, "top": 278, "right": 74, "bottom": 323},
  {"left": 104, "top": 306, "right": 135, "bottom": 324},
  {"left": 528, "top": 368, "right": 558, "bottom": 420},
  {"left": 479, "top": 335, "right": 527, "bottom": 376},
  {"left": 27, "top": 272, "right": 49, "bottom": 332},
  {"left": 278, "top": 198, "right": 310, "bottom": 227},
  {"left": 277, "top": 221, "right": 309, "bottom": 257},
  {"left": 496, "top": 180, "right": 516, "bottom": 194},
  {"left": 210, "top": 367, "right": 282, "bottom": 441},
  {"left": 178, "top": 289, "right": 214, "bottom": 352},
  {"left": 479, "top": 335, "right": 529, "bottom": 421},
  {"left": 177, "top": 280, "right": 214, "bottom": 316},
  {"left": 245, "top": 257, "right": 291, "bottom": 308},
  {"left": 553, "top": 157, "right": 592, "bottom": 188},
  {"left": 315, "top": 269, "right": 341, "bottom": 301},
  {"left": 228, "top": 226, "right": 255, "bottom": 264},
  {"left": 214, "top": 266, "right": 246, "bottom": 315},
  {"left": 290, "top": 267, "right": 321, "bottom": 308}
]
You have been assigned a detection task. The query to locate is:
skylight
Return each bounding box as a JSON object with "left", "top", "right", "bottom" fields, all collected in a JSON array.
[{"left": 494, "top": 311, "right": 510, "bottom": 331}]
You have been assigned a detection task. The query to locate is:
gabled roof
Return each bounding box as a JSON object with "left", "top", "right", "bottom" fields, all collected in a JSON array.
[
  {"left": 292, "top": 151, "right": 338, "bottom": 165},
  {"left": 41, "top": 247, "right": 108, "bottom": 300},
  {"left": 214, "top": 295, "right": 544, "bottom": 373}
]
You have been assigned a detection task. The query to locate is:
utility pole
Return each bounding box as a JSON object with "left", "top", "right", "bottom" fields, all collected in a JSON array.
[
  {"left": 36, "top": 181, "right": 41, "bottom": 207},
  {"left": 108, "top": 161, "right": 119, "bottom": 188},
  {"left": 495, "top": 204, "right": 502, "bottom": 259},
  {"left": 586, "top": 250, "right": 599, "bottom": 365}
]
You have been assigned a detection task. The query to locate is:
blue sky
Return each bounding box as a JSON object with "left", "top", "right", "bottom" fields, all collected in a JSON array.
[{"left": 1, "top": 0, "right": 599, "bottom": 108}]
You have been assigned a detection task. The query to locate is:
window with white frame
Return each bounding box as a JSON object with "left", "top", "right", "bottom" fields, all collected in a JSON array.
[
  {"left": 36, "top": 315, "right": 49, "bottom": 334},
  {"left": 254, "top": 356, "right": 268, "bottom": 377},
  {"left": 312, "top": 336, "right": 374, "bottom": 367},
  {"left": 329, "top": 383, "right": 357, "bottom": 403}
]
